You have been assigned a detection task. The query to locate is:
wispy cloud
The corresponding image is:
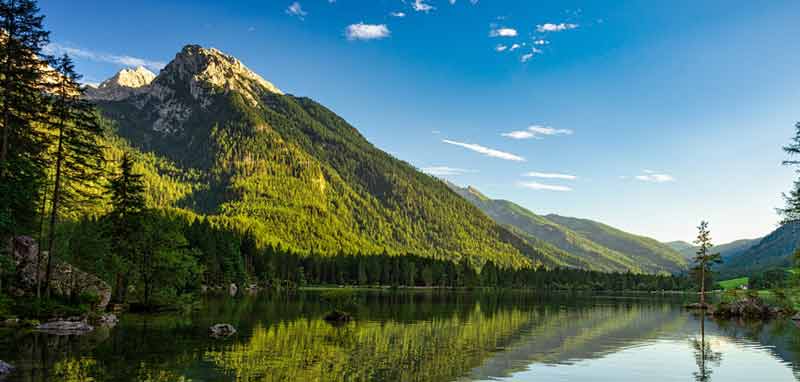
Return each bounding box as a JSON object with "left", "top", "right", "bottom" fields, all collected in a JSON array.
[
  {"left": 533, "top": 39, "right": 549, "bottom": 45},
  {"left": 489, "top": 27, "right": 518, "bottom": 37},
  {"left": 346, "top": 23, "right": 390, "bottom": 40},
  {"left": 518, "top": 181, "right": 572, "bottom": 192},
  {"left": 502, "top": 125, "right": 573, "bottom": 140},
  {"left": 495, "top": 44, "right": 508, "bottom": 52},
  {"left": 390, "top": 11, "right": 406, "bottom": 17},
  {"left": 523, "top": 172, "right": 577, "bottom": 180},
  {"left": 443, "top": 139, "right": 525, "bottom": 162},
  {"left": 412, "top": 0, "right": 434, "bottom": 12},
  {"left": 520, "top": 47, "right": 542, "bottom": 62},
  {"left": 286, "top": 2, "right": 307, "bottom": 19},
  {"left": 43, "top": 43, "right": 166, "bottom": 71},
  {"left": 422, "top": 166, "right": 476, "bottom": 176},
  {"left": 631, "top": 170, "right": 676, "bottom": 183},
  {"left": 510, "top": 43, "right": 522, "bottom": 51},
  {"left": 536, "top": 23, "right": 578, "bottom": 32}
]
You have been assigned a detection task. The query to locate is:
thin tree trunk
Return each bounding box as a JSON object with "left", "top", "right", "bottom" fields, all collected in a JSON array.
[
  {"left": 35, "top": 182, "right": 48, "bottom": 300},
  {"left": 700, "top": 261, "right": 706, "bottom": 309},
  {"left": 44, "top": 117, "right": 65, "bottom": 298},
  {"left": 0, "top": 7, "right": 13, "bottom": 166}
]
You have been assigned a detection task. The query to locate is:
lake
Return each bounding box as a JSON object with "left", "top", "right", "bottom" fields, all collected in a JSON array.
[{"left": 1, "top": 291, "right": 799, "bottom": 381}]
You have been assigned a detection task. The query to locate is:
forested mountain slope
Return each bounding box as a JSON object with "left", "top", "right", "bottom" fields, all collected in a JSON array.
[
  {"left": 449, "top": 184, "right": 687, "bottom": 273},
  {"left": 717, "top": 223, "right": 800, "bottom": 278},
  {"left": 544, "top": 214, "right": 687, "bottom": 273},
  {"left": 89, "top": 44, "right": 578, "bottom": 269}
]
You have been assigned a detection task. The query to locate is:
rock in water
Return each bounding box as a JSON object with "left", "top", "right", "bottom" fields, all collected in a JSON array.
[
  {"left": 97, "top": 313, "right": 119, "bottom": 328},
  {"left": 229, "top": 283, "right": 238, "bottom": 296},
  {"left": 0, "top": 360, "right": 13, "bottom": 377},
  {"left": 36, "top": 320, "right": 94, "bottom": 335},
  {"left": 209, "top": 323, "right": 236, "bottom": 338}
]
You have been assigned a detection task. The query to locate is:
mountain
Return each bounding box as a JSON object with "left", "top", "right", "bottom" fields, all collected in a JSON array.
[
  {"left": 666, "top": 241, "right": 694, "bottom": 256},
  {"left": 449, "top": 184, "right": 687, "bottom": 273},
  {"left": 717, "top": 223, "right": 799, "bottom": 278},
  {"left": 85, "top": 66, "right": 156, "bottom": 101},
  {"left": 544, "top": 214, "right": 688, "bottom": 273},
  {"left": 668, "top": 238, "right": 760, "bottom": 262},
  {"left": 88, "top": 44, "right": 577, "bottom": 269}
]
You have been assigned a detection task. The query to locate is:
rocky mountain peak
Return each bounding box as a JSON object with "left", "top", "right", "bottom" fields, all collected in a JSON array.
[
  {"left": 156, "top": 44, "right": 282, "bottom": 99},
  {"left": 85, "top": 66, "right": 155, "bottom": 101}
]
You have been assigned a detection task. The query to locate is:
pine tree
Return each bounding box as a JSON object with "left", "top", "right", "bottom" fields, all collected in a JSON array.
[
  {"left": 0, "top": 0, "right": 52, "bottom": 240},
  {"left": 42, "top": 54, "right": 105, "bottom": 297},
  {"left": 780, "top": 122, "right": 800, "bottom": 224},
  {"left": 693, "top": 221, "right": 721, "bottom": 308},
  {"left": 107, "top": 153, "right": 145, "bottom": 303}
]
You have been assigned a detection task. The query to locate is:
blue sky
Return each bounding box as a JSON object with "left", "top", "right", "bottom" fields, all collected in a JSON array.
[{"left": 39, "top": 0, "right": 800, "bottom": 243}]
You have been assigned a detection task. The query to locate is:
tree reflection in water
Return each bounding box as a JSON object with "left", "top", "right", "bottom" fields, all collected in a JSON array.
[{"left": 691, "top": 314, "right": 722, "bottom": 381}]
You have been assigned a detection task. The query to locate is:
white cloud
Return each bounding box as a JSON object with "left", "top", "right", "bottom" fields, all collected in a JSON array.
[
  {"left": 520, "top": 53, "right": 534, "bottom": 62},
  {"left": 346, "top": 23, "right": 390, "bottom": 40},
  {"left": 634, "top": 171, "right": 676, "bottom": 183},
  {"left": 495, "top": 44, "right": 508, "bottom": 52},
  {"left": 509, "top": 43, "right": 522, "bottom": 51},
  {"left": 412, "top": 0, "right": 434, "bottom": 12},
  {"left": 422, "top": 166, "right": 476, "bottom": 176},
  {"left": 502, "top": 125, "right": 573, "bottom": 139},
  {"left": 43, "top": 43, "right": 166, "bottom": 71},
  {"left": 390, "top": 11, "right": 406, "bottom": 17},
  {"left": 533, "top": 39, "right": 549, "bottom": 45},
  {"left": 489, "top": 27, "right": 518, "bottom": 37},
  {"left": 523, "top": 172, "right": 577, "bottom": 180},
  {"left": 536, "top": 23, "right": 578, "bottom": 32},
  {"left": 286, "top": 2, "right": 307, "bottom": 19},
  {"left": 443, "top": 139, "right": 525, "bottom": 162},
  {"left": 518, "top": 181, "right": 572, "bottom": 192},
  {"left": 520, "top": 47, "right": 543, "bottom": 62}
]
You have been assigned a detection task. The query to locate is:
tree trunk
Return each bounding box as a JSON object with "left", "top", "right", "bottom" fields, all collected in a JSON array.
[
  {"left": 35, "top": 183, "right": 48, "bottom": 300},
  {"left": 700, "top": 260, "right": 706, "bottom": 308},
  {"left": 44, "top": 117, "right": 66, "bottom": 298}
]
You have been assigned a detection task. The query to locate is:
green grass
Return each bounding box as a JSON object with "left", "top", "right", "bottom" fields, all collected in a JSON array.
[{"left": 718, "top": 277, "right": 749, "bottom": 290}]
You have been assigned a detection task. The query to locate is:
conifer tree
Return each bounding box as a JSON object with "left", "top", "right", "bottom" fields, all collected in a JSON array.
[
  {"left": 0, "top": 0, "right": 52, "bottom": 239},
  {"left": 692, "top": 221, "right": 721, "bottom": 308},
  {"left": 780, "top": 122, "right": 800, "bottom": 225},
  {"left": 107, "top": 153, "right": 145, "bottom": 302},
  {"left": 43, "top": 54, "right": 105, "bottom": 297}
]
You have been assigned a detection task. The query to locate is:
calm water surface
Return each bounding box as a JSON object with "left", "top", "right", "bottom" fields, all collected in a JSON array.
[{"left": 1, "top": 291, "right": 799, "bottom": 381}]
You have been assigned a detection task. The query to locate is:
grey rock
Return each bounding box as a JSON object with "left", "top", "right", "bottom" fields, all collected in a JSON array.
[
  {"left": 209, "top": 323, "right": 236, "bottom": 338},
  {"left": 98, "top": 313, "right": 119, "bottom": 328},
  {"left": 0, "top": 360, "right": 13, "bottom": 376},
  {"left": 228, "top": 283, "right": 238, "bottom": 296},
  {"left": 36, "top": 320, "right": 94, "bottom": 335}
]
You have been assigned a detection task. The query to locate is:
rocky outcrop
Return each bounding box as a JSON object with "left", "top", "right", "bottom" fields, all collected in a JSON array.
[
  {"left": 209, "top": 323, "right": 236, "bottom": 338},
  {"left": 5, "top": 236, "right": 112, "bottom": 311},
  {"left": 710, "top": 295, "right": 793, "bottom": 319},
  {"left": 84, "top": 66, "right": 156, "bottom": 101},
  {"left": 228, "top": 283, "right": 238, "bottom": 296}
]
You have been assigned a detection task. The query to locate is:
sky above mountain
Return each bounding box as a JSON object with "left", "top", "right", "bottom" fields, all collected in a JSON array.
[{"left": 39, "top": 0, "right": 800, "bottom": 243}]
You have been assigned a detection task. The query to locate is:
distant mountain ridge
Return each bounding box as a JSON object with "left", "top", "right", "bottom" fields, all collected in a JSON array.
[
  {"left": 717, "top": 224, "right": 799, "bottom": 278},
  {"left": 449, "top": 183, "right": 687, "bottom": 273}
]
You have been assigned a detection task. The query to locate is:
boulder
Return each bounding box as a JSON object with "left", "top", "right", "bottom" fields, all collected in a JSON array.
[
  {"left": 97, "top": 313, "right": 118, "bottom": 328},
  {"left": 36, "top": 320, "right": 94, "bottom": 335},
  {"left": 0, "top": 360, "right": 13, "bottom": 377},
  {"left": 684, "top": 302, "right": 711, "bottom": 310},
  {"left": 5, "top": 236, "right": 112, "bottom": 311},
  {"left": 228, "top": 283, "right": 238, "bottom": 296},
  {"left": 792, "top": 312, "right": 800, "bottom": 321},
  {"left": 209, "top": 323, "right": 236, "bottom": 338}
]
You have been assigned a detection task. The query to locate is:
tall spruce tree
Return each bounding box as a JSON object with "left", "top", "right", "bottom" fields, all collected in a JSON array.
[
  {"left": 0, "top": 0, "right": 51, "bottom": 240},
  {"left": 108, "top": 153, "right": 145, "bottom": 303},
  {"left": 780, "top": 122, "right": 800, "bottom": 224},
  {"left": 692, "top": 221, "right": 721, "bottom": 308},
  {"left": 42, "top": 54, "right": 105, "bottom": 297}
]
